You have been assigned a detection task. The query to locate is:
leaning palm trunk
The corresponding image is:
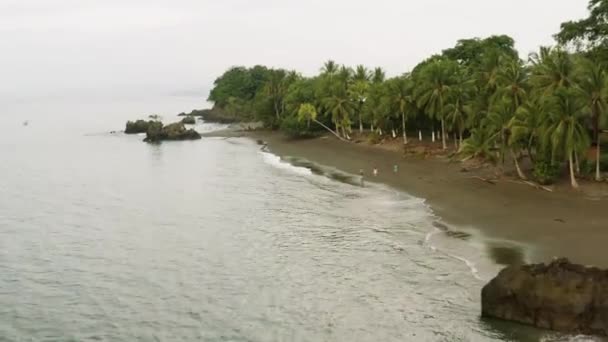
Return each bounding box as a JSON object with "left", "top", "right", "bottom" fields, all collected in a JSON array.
[
  {"left": 441, "top": 119, "right": 447, "bottom": 150},
  {"left": 401, "top": 112, "right": 408, "bottom": 145},
  {"left": 511, "top": 148, "right": 527, "bottom": 180},
  {"left": 314, "top": 119, "right": 348, "bottom": 142},
  {"left": 569, "top": 152, "right": 579, "bottom": 189}
]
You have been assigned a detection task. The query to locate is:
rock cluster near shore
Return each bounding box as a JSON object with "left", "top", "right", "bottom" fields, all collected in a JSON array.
[
  {"left": 178, "top": 107, "right": 240, "bottom": 124},
  {"left": 144, "top": 122, "right": 201, "bottom": 142},
  {"left": 124, "top": 120, "right": 200, "bottom": 142},
  {"left": 482, "top": 258, "right": 608, "bottom": 336},
  {"left": 125, "top": 120, "right": 157, "bottom": 134}
]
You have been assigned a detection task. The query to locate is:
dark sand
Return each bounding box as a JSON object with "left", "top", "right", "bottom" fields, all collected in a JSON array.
[{"left": 236, "top": 130, "right": 608, "bottom": 268}]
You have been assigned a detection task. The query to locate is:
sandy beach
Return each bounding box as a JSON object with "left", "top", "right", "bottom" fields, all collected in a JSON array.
[{"left": 228, "top": 130, "right": 608, "bottom": 268}]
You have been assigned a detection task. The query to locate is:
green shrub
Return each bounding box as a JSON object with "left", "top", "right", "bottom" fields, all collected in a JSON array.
[
  {"left": 280, "top": 116, "right": 317, "bottom": 138},
  {"left": 532, "top": 159, "right": 561, "bottom": 185},
  {"left": 600, "top": 153, "right": 608, "bottom": 171},
  {"left": 367, "top": 132, "right": 382, "bottom": 144}
]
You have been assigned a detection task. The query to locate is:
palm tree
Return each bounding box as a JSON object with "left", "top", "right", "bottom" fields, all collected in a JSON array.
[
  {"left": 321, "top": 60, "right": 339, "bottom": 77},
  {"left": 387, "top": 76, "right": 416, "bottom": 144},
  {"left": 487, "top": 100, "right": 515, "bottom": 165},
  {"left": 416, "top": 59, "right": 458, "bottom": 149},
  {"left": 460, "top": 127, "right": 496, "bottom": 162},
  {"left": 323, "top": 93, "right": 355, "bottom": 139},
  {"left": 372, "top": 67, "right": 386, "bottom": 84},
  {"left": 496, "top": 59, "right": 528, "bottom": 110},
  {"left": 354, "top": 65, "right": 371, "bottom": 82},
  {"left": 297, "top": 103, "right": 346, "bottom": 141},
  {"left": 575, "top": 57, "right": 607, "bottom": 181},
  {"left": 529, "top": 47, "right": 575, "bottom": 96},
  {"left": 510, "top": 97, "right": 549, "bottom": 163},
  {"left": 542, "top": 89, "right": 591, "bottom": 189},
  {"left": 349, "top": 80, "right": 370, "bottom": 133},
  {"left": 444, "top": 83, "right": 471, "bottom": 148}
]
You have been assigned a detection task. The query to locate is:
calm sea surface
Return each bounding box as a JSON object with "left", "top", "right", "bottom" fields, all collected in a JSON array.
[{"left": 0, "top": 94, "right": 596, "bottom": 341}]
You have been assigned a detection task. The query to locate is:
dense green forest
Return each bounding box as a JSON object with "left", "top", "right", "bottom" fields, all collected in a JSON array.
[{"left": 207, "top": 0, "right": 608, "bottom": 188}]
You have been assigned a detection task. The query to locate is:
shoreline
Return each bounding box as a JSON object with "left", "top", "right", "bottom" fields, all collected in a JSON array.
[{"left": 217, "top": 129, "right": 608, "bottom": 268}]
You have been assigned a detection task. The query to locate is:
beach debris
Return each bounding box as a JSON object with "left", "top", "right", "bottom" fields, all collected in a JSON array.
[
  {"left": 507, "top": 179, "right": 554, "bottom": 192},
  {"left": 468, "top": 176, "right": 497, "bottom": 185},
  {"left": 482, "top": 258, "right": 608, "bottom": 336}
]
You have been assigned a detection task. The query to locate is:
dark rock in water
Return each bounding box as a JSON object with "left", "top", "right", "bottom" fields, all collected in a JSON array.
[
  {"left": 144, "top": 122, "right": 201, "bottom": 143},
  {"left": 181, "top": 116, "right": 196, "bottom": 124},
  {"left": 125, "top": 120, "right": 157, "bottom": 134},
  {"left": 482, "top": 258, "right": 608, "bottom": 336}
]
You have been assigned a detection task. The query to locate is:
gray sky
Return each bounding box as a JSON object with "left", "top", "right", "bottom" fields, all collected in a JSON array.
[{"left": 0, "top": 0, "right": 589, "bottom": 99}]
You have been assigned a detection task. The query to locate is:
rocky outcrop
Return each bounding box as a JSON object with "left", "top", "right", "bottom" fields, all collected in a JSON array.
[
  {"left": 125, "top": 120, "right": 157, "bottom": 134},
  {"left": 181, "top": 116, "right": 196, "bottom": 124},
  {"left": 144, "top": 122, "right": 201, "bottom": 143},
  {"left": 482, "top": 258, "right": 608, "bottom": 336}
]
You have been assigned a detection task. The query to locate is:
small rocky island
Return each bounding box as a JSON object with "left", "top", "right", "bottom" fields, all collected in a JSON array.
[
  {"left": 482, "top": 258, "right": 608, "bottom": 336},
  {"left": 124, "top": 120, "right": 201, "bottom": 142}
]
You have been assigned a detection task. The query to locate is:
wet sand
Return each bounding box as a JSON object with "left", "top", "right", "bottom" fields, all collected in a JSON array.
[{"left": 240, "top": 131, "right": 608, "bottom": 268}]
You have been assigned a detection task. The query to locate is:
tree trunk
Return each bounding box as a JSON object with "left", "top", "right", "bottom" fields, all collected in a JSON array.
[
  {"left": 511, "top": 148, "right": 527, "bottom": 180},
  {"left": 575, "top": 150, "right": 580, "bottom": 175},
  {"left": 371, "top": 123, "right": 374, "bottom": 133},
  {"left": 359, "top": 112, "right": 363, "bottom": 134},
  {"left": 441, "top": 119, "right": 447, "bottom": 150},
  {"left": 401, "top": 112, "right": 407, "bottom": 145},
  {"left": 453, "top": 134, "right": 458, "bottom": 149},
  {"left": 569, "top": 152, "right": 579, "bottom": 189},
  {"left": 459, "top": 130, "right": 463, "bottom": 145},
  {"left": 314, "top": 119, "right": 348, "bottom": 142},
  {"left": 432, "top": 131, "right": 436, "bottom": 142},
  {"left": 596, "top": 140, "right": 602, "bottom": 181},
  {"left": 419, "top": 130, "right": 422, "bottom": 141}
]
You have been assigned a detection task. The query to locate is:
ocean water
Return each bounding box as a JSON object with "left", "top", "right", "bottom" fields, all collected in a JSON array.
[{"left": 0, "top": 94, "right": 597, "bottom": 341}]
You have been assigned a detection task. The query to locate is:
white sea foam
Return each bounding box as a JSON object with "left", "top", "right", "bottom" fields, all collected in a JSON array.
[{"left": 260, "top": 152, "right": 313, "bottom": 176}]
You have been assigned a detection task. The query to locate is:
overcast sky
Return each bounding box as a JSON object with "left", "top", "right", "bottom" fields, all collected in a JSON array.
[{"left": 0, "top": 0, "right": 590, "bottom": 99}]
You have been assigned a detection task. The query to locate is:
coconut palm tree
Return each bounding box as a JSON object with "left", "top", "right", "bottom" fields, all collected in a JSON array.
[
  {"left": 445, "top": 67, "right": 474, "bottom": 148},
  {"left": 349, "top": 80, "right": 370, "bottom": 133},
  {"left": 323, "top": 92, "right": 355, "bottom": 139},
  {"left": 542, "top": 89, "right": 591, "bottom": 189},
  {"left": 510, "top": 97, "right": 549, "bottom": 163},
  {"left": 297, "top": 103, "right": 346, "bottom": 141},
  {"left": 386, "top": 76, "right": 416, "bottom": 144},
  {"left": 354, "top": 65, "right": 371, "bottom": 82},
  {"left": 486, "top": 99, "right": 516, "bottom": 165},
  {"left": 496, "top": 58, "right": 528, "bottom": 110},
  {"left": 530, "top": 47, "right": 575, "bottom": 96},
  {"left": 460, "top": 126, "right": 496, "bottom": 162},
  {"left": 372, "top": 67, "right": 386, "bottom": 84},
  {"left": 575, "top": 57, "right": 608, "bottom": 181},
  {"left": 416, "top": 59, "right": 458, "bottom": 149},
  {"left": 321, "top": 60, "right": 339, "bottom": 76}
]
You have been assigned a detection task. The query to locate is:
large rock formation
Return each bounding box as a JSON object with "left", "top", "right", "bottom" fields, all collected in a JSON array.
[
  {"left": 181, "top": 116, "right": 196, "bottom": 124},
  {"left": 125, "top": 120, "right": 157, "bottom": 134},
  {"left": 482, "top": 258, "right": 608, "bottom": 336},
  {"left": 144, "top": 122, "right": 201, "bottom": 143}
]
